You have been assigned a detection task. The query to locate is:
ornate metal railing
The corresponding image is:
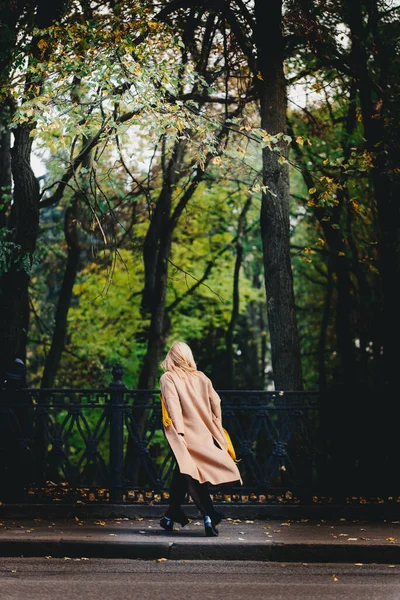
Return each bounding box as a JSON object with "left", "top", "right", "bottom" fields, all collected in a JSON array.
[{"left": 0, "top": 367, "right": 320, "bottom": 504}]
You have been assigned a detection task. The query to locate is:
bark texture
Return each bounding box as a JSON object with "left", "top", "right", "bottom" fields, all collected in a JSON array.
[{"left": 255, "top": 0, "right": 303, "bottom": 390}]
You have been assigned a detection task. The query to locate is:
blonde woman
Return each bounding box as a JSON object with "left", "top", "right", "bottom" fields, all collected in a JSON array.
[{"left": 159, "top": 341, "right": 242, "bottom": 537}]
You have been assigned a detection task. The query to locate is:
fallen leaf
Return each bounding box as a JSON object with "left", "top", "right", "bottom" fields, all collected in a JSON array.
[
  {"left": 109, "top": 533, "right": 117, "bottom": 536},
  {"left": 281, "top": 522, "right": 291, "bottom": 526},
  {"left": 354, "top": 563, "right": 363, "bottom": 566},
  {"left": 245, "top": 520, "right": 254, "bottom": 523},
  {"left": 94, "top": 520, "right": 107, "bottom": 526},
  {"left": 156, "top": 558, "right": 167, "bottom": 562},
  {"left": 45, "top": 556, "right": 52, "bottom": 559},
  {"left": 386, "top": 537, "right": 396, "bottom": 542},
  {"left": 332, "top": 574, "right": 339, "bottom": 582},
  {"left": 81, "top": 558, "right": 89, "bottom": 561},
  {"left": 348, "top": 538, "right": 358, "bottom": 541}
]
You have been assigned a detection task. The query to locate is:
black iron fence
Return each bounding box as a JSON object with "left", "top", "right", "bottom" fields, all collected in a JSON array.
[{"left": 0, "top": 366, "right": 323, "bottom": 505}]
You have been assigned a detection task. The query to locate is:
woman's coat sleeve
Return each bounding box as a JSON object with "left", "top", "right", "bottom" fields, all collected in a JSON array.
[
  {"left": 208, "top": 377, "right": 223, "bottom": 421},
  {"left": 160, "top": 373, "right": 185, "bottom": 435}
]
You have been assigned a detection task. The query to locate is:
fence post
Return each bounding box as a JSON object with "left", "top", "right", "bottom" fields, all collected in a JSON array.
[{"left": 109, "top": 364, "right": 126, "bottom": 504}]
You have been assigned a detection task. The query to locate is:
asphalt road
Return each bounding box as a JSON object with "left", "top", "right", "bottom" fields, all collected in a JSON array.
[{"left": 0, "top": 559, "right": 400, "bottom": 600}]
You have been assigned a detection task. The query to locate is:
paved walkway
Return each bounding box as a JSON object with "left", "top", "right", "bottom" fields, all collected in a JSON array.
[{"left": 0, "top": 516, "right": 399, "bottom": 562}]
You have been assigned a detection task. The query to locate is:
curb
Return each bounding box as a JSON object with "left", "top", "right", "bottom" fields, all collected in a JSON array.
[
  {"left": 1, "top": 504, "right": 399, "bottom": 521},
  {"left": 0, "top": 539, "right": 398, "bottom": 563}
]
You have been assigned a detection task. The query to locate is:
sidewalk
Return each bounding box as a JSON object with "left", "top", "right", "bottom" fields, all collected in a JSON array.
[{"left": 0, "top": 516, "right": 399, "bottom": 563}]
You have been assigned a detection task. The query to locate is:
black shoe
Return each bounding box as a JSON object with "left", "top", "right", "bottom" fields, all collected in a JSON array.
[
  {"left": 204, "top": 515, "right": 219, "bottom": 537},
  {"left": 160, "top": 516, "right": 174, "bottom": 531}
]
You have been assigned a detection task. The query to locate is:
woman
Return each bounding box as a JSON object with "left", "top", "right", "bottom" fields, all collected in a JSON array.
[{"left": 159, "top": 341, "right": 242, "bottom": 537}]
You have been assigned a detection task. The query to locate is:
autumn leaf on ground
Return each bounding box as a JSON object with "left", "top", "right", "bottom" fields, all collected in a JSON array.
[
  {"left": 332, "top": 574, "right": 339, "bottom": 582},
  {"left": 386, "top": 537, "right": 396, "bottom": 542},
  {"left": 156, "top": 558, "right": 167, "bottom": 562},
  {"left": 94, "top": 520, "right": 107, "bottom": 526}
]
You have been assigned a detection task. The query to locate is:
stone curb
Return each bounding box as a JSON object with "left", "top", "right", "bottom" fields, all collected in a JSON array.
[
  {"left": 0, "top": 539, "right": 398, "bottom": 563},
  {"left": 1, "top": 504, "right": 399, "bottom": 521}
]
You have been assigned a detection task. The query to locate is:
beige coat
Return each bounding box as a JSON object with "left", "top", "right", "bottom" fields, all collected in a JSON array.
[{"left": 160, "top": 370, "right": 243, "bottom": 486}]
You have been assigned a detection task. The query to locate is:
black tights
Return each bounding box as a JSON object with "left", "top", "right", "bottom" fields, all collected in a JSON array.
[{"left": 166, "top": 464, "right": 214, "bottom": 519}]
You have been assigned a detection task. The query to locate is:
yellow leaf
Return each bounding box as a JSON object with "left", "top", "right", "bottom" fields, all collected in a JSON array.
[
  {"left": 318, "top": 237, "right": 325, "bottom": 246},
  {"left": 386, "top": 537, "right": 396, "bottom": 542},
  {"left": 308, "top": 187, "right": 317, "bottom": 194},
  {"left": 256, "top": 71, "right": 263, "bottom": 80},
  {"left": 296, "top": 136, "right": 305, "bottom": 146},
  {"left": 332, "top": 574, "right": 339, "bottom": 582},
  {"left": 37, "top": 39, "right": 48, "bottom": 51}
]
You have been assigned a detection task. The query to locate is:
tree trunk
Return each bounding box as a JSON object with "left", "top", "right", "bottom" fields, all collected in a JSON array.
[
  {"left": 138, "top": 222, "right": 173, "bottom": 390},
  {"left": 255, "top": 0, "right": 303, "bottom": 390},
  {"left": 226, "top": 196, "right": 252, "bottom": 388},
  {"left": 0, "top": 126, "right": 11, "bottom": 229},
  {"left": 41, "top": 198, "right": 81, "bottom": 388},
  {"left": 0, "top": 125, "right": 40, "bottom": 372},
  {"left": 342, "top": 0, "right": 400, "bottom": 394}
]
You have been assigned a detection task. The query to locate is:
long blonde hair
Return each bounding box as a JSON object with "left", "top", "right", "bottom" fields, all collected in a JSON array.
[{"left": 161, "top": 341, "right": 198, "bottom": 377}]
